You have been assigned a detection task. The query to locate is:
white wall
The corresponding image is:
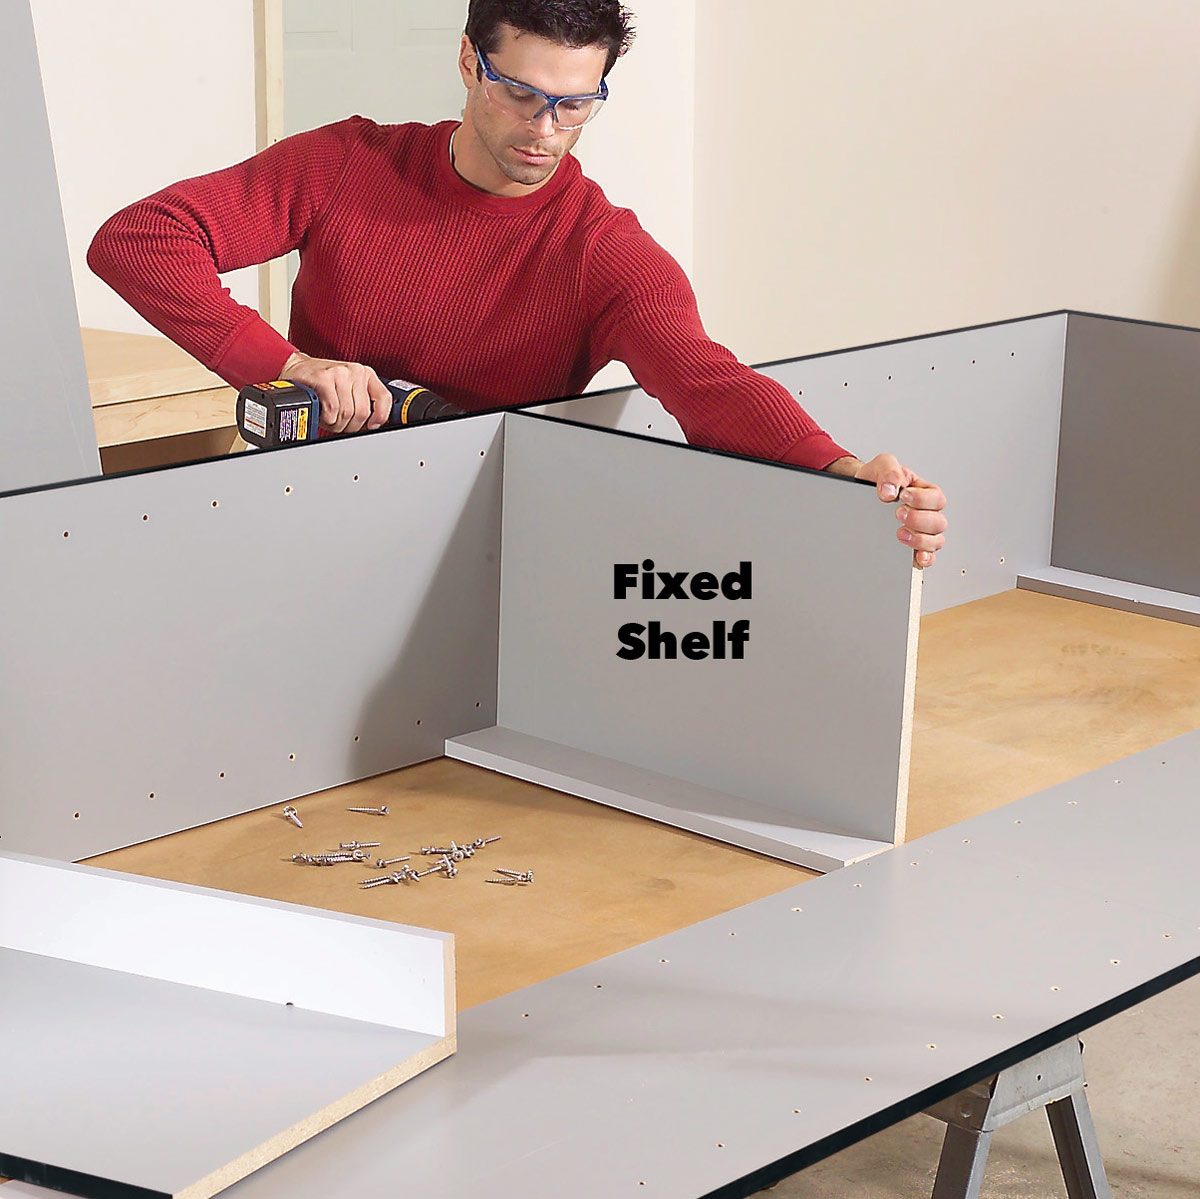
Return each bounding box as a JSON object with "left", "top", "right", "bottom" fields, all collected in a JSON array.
[
  {"left": 693, "top": 0, "right": 1200, "bottom": 366},
  {"left": 572, "top": 0, "right": 694, "bottom": 387},
  {"left": 30, "top": 0, "right": 258, "bottom": 335}
]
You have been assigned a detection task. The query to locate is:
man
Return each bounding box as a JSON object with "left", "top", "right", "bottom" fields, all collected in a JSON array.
[{"left": 88, "top": 0, "right": 947, "bottom": 567}]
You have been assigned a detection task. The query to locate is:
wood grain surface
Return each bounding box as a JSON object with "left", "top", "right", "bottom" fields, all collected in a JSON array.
[{"left": 82, "top": 328, "right": 227, "bottom": 407}]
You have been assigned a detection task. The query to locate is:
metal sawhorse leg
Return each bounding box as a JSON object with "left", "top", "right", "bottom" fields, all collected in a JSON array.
[{"left": 926, "top": 1038, "right": 1111, "bottom": 1199}]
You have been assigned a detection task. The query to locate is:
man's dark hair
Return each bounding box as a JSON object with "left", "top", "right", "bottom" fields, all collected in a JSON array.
[{"left": 465, "top": 0, "right": 636, "bottom": 78}]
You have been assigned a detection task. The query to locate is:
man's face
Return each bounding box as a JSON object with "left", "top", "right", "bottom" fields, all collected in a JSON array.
[{"left": 458, "top": 26, "right": 607, "bottom": 188}]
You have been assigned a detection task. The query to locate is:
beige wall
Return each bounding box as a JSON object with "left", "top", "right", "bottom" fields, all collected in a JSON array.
[
  {"left": 30, "top": 0, "right": 258, "bottom": 335},
  {"left": 694, "top": 0, "right": 1200, "bottom": 365}
]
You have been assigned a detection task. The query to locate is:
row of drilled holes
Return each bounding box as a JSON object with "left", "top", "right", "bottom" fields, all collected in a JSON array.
[
  {"left": 59, "top": 452, "right": 491, "bottom": 534},
  {"left": 24, "top": 702, "right": 483, "bottom": 832},
  {"left": 796, "top": 351, "right": 1019, "bottom": 397}
]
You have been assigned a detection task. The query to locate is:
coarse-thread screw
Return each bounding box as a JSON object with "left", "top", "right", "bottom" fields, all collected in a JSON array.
[
  {"left": 373, "top": 855, "right": 412, "bottom": 869},
  {"left": 347, "top": 805, "right": 390, "bottom": 816},
  {"left": 292, "top": 850, "right": 367, "bottom": 865},
  {"left": 486, "top": 877, "right": 525, "bottom": 886},
  {"left": 282, "top": 805, "right": 303, "bottom": 828},
  {"left": 339, "top": 841, "right": 381, "bottom": 851},
  {"left": 322, "top": 849, "right": 368, "bottom": 863},
  {"left": 360, "top": 868, "right": 416, "bottom": 888},
  {"left": 414, "top": 858, "right": 456, "bottom": 879},
  {"left": 471, "top": 836, "right": 501, "bottom": 849},
  {"left": 494, "top": 868, "right": 534, "bottom": 883},
  {"left": 419, "top": 845, "right": 453, "bottom": 856}
]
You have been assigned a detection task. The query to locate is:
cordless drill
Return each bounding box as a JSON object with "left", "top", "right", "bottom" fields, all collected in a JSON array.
[{"left": 235, "top": 377, "right": 464, "bottom": 448}]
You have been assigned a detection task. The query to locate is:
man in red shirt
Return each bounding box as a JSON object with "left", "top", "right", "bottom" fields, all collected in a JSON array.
[{"left": 88, "top": 0, "right": 947, "bottom": 567}]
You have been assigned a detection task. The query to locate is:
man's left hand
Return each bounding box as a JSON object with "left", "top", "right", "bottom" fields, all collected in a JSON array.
[{"left": 828, "top": 454, "right": 948, "bottom": 569}]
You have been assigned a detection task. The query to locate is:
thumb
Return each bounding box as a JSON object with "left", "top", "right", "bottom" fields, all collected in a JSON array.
[{"left": 877, "top": 468, "right": 906, "bottom": 502}]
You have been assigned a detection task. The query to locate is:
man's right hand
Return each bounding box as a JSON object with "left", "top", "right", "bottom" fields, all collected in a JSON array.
[{"left": 279, "top": 352, "right": 394, "bottom": 434}]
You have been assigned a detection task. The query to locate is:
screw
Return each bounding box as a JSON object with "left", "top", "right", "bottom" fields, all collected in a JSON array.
[
  {"left": 339, "top": 841, "right": 381, "bottom": 851},
  {"left": 471, "top": 836, "right": 501, "bottom": 848},
  {"left": 292, "top": 850, "right": 367, "bottom": 865},
  {"left": 282, "top": 805, "right": 303, "bottom": 828},
  {"left": 347, "top": 806, "right": 390, "bottom": 816},
  {"left": 414, "top": 858, "right": 456, "bottom": 880},
  {"left": 494, "top": 868, "right": 534, "bottom": 883},
  {"left": 486, "top": 877, "right": 526, "bottom": 886},
  {"left": 419, "top": 845, "right": 454, "bottom": 856},
  {"left": 373, "top": 855, "right": 412, "bottom": 869},
  {"left": 360, "top": 868, "right": 417, "bottom": 888}
]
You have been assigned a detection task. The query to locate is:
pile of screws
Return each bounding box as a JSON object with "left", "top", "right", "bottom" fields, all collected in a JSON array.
[{"left": 280, "top": 805, "right": 533, "bottom": 892}]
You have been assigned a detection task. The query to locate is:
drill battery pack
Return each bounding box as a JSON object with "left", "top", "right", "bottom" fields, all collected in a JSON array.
[{"left": 236, "top": 380, "right": 320, "bottom": 449}]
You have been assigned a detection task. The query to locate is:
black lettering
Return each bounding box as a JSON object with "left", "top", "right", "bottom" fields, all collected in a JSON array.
[
  {"left": 690, "top": 571, "right": 718, "bottom": 599},
  {"left": 656, "top": 570, "right": 688, "bottom": 599},
  {"left": 681, "top": 631, "right": 710, "bottom": 659},
  {"left": 642, "top": 559, "right": 656, "bottom": 599},
  {"left": 614, "top": 563, "right": 639, "bottom": 600},
  {"left": 647, "top": 621, "right": 679, "bottom": 658},
  {"left": 616, "top": 623, "right": 646, "bottom": 659},
  {"left": 728, "top": 619, "right": 751, "bottom": 658},
  {"left": 722, "top": 561, "right": 753, "bottom": 600}
]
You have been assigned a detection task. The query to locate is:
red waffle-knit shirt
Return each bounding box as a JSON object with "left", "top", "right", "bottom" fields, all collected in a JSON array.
[{"left": 88, "top": 117, "right": 850, "bottom": 469}]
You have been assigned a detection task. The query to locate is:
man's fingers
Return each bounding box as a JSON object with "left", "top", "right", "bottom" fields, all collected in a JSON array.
[
  {"left": 874, "top": 461, "right": 910, "bottom": 503},
  {"left": 898, "top": 483, "right": 946, "bottom": 512},
  {"left": 329, "top": 369, "right": 355, "bottom": 434},
  {"left": 897, "top": 527, "right": 945, "bottom": 554},
  {"left": 896, "top": 506, "right": 948, "bottom": 537},
  {"left": 317, "top": 383, "right": 341, "bottom": 431},
  {"left": 366, "top": 373, "right": 393, "bottom": 430},
  {"left": 915, "top": 550, "right": 936, "bottom": 569},
  {"left": 346, "top": 371, "right": 373, "bottom": 433}
]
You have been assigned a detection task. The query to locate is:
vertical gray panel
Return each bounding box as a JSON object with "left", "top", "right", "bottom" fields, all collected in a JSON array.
[
  {"left": 1054, "top": 314, "right": 1200, "bottom": 595},
  {"left": 497, "top": 415, "right": 918, "bottom": 845},
  {"left": 534, "top": 317, "right": 1067, "bottom": 613},
  {"left": 0, "top": 416, "right": 503, "bottom": 860},
  {"left": 0, "top": 0, "right": 100, "bottom": 490}
]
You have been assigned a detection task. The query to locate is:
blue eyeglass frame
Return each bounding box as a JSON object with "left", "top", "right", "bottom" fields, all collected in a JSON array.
[{"left": 473, "top": 43, "right": 609, "bottom": 125}]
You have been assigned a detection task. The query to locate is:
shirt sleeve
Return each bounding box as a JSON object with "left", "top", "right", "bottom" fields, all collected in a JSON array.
[
  {"left": 86, "top": 117, "right": 365, "bottom": 389},
  {"left": 585, "top": 213, "right": 852, "bottom": 470}
]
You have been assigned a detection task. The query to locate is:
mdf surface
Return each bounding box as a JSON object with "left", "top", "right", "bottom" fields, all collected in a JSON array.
[
  {"left": 0, "top": 1, "right": 100, "bottom": 491},
  {"left": 1053, "top": 313, "right": 1200, "bottom": 596},
  {"left": 494, "top": 413, "right": 920, "bottom": 847}
]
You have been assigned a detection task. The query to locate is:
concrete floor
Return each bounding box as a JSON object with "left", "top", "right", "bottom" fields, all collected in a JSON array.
[{"left": 768, "top": 975, "right": 1199, "bottom": 1197}]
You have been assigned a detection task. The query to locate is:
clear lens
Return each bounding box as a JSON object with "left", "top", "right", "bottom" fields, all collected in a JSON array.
[{"left": 483, "top": 77, "right": 604, "bottom": 129}]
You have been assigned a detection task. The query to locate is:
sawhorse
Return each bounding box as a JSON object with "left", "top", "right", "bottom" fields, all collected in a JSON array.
[{"left": 926, "top": 1038, "right": 1111, "bottom": 1198}]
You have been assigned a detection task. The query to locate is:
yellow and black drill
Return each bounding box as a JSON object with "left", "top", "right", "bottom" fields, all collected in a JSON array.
[{"left": 235, "top": 376, "right": 463, "bottom": 448}]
